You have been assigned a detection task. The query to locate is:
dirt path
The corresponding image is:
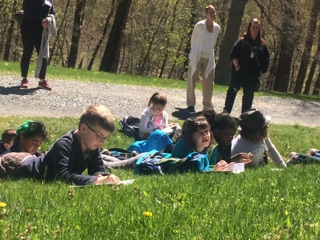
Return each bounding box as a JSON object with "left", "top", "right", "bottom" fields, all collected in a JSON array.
[{"left": 0, "top": 76, "right": 319, "bottom": 127}]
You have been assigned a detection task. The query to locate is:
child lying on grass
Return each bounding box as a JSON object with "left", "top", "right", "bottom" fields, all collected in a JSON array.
[{"left": 0, "top": 105, "right": 120, "bottom": 186}]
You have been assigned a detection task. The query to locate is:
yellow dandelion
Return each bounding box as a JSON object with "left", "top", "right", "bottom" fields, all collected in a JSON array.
[
  {"left": 26, "top": 209, "right": 32, "bottom": 214},
  {"left": 0, "top": 202, "right": 7, "bottom": 208},
  {"left": 143, "top": 211, "right": 153, "bottom": 217}
]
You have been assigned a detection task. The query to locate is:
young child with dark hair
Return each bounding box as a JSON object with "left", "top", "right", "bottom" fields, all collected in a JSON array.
[
  {"left": 139, "top": 92, "right": 181, "bottom": 140},
  {"left": 0, "top": 105, "right": 120, "bottom": 186},
  {"left": 171, "top": 116, "right": 213, "bottom": 158},
  {"left": 3, "top": 120, "right": 48, "bottom": 157},
  {"left": 203, "top": 110, "right": 252, "bottom": 165},
  {"left": 231, "top": 109, "right": 286, "bottom": 168},
  {"left": 0, "top": 129, "right": 17, "bottom": 155}
]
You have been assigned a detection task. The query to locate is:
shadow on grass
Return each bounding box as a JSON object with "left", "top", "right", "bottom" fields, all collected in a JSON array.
[
  {"left": 0, "top": 86, "right": 38, "bottom": 95},
  {"left": 171, "top": 107, "right": 202, "bottom": 120}
]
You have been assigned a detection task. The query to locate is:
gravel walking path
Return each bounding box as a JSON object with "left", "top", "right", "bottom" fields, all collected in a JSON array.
[{"left": 0, "top": 76, "right": 319, "bottom": 127}]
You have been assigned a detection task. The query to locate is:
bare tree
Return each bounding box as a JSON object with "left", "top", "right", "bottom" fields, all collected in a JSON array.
[
  {"left": 181, "top": 0, "right": 196, "bottom": 79},
  {"left": 273, "top": 1, "right": 297, "bottom": 92},
  {"left": 3, "top": 0, "right": 18, "bottom": 60},
  {"left": 309, "top": 23, "right": 320, "bottom": 95},
  {"left": 99, "top": 0, "right": 132, "bottom": 73},
  {"left": 215, "top": 0, "right": 248, "bottom": 85},
  {"left": 294, "top": 0, "right": 320, "bottom": 94},
  {"left": 67, "top": 0, "right": 87, "bottom": 68},
  {"left": 48, "top": 0, "right": 72, "bottom": 66},
  {"left": 158, "top": 0, "right": 179, "bottom": 78},
  {"left": 87, "top": 0, "right": 116, "bottom": 71}
]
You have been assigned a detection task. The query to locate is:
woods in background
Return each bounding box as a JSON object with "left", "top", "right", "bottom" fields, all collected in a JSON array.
[{"left": 0, "top": 0, "right": 319, "bottom": 95}]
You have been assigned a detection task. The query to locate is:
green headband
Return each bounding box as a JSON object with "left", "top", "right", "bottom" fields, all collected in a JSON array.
[{"left": 16, "top": 120, "right": 34, "bottom": 135}]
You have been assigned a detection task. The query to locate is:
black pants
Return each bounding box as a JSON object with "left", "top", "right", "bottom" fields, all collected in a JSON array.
[
  {"left": 20, "top": 23, "right": 47, "bottom": 80},
  {"left": 224, "top": 70, "right": 259, "bottom": 113}
]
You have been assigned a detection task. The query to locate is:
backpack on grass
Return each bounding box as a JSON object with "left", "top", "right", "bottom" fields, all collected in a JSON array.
[
  {"left": 119, "top": 116, "right": 142, "bottom": 141},
  {"left": 134, "top": 151, "right": 212, "bottom": 175}
]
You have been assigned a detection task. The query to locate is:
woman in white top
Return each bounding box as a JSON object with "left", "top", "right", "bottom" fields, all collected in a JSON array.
[
  {"left": 231, "top": 109, "right": 286, "bottom": 168},
  {"left": 186, "top": 4, "right": 221, "bottom": 113}
]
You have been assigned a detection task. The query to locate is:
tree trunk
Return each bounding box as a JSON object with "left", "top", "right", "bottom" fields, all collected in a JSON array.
[
  {"left": 168, "top": 37, "right": 184, "bottom": 79},
  {"left": 87, "top": 0, "right": 116, "bottom": 71},
  {"left": 312, "top": 24, "right": 320, "bottom": 96},
  {"left": 48, "top": 0, "right": 71, "bottom": 65},
  {"left": 158, "top": 0, "right": 179, "bottom": 78},
  {"left": 294, "top": 0, "right": 320, "bottom": 94},
  {"left": 3, "top": 0, "right": 18, "bottom": 60},
  {"left": 67, "top": 0, "right": 87, "bottom": 68},
  {"left": 137, "top": 1, "right": 169, "bottom": 76},
  {"left": 181, "top": 0, "right": 196, "bottom": 79},
  {"left": 215, "top": 0, "right": 248, "bottom": 85},
  {"left": 99, "top": 0, "right": 132, "bottom": 73},
  {"left": 313, "top": 69, "right": 320, "bottom": 96},
  {"left": 273, "top": 1, "right": 296, "bottom": 92}
]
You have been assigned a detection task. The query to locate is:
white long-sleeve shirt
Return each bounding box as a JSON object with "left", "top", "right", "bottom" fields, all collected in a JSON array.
[
  {"left": 189, "top": 20, "right": 220, "bottom": 79},
  {"left": 231, "top": 136, "right": 287, "bottom": 168}
]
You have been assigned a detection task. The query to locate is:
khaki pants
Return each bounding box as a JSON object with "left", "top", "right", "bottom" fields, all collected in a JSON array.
[{"left": 186, "top": 57, "right": 215, "bottom": 110}]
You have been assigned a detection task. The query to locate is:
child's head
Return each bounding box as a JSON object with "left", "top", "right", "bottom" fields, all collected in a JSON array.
[
  {"left": 148, "top": 92, "right": 167, "bottom": 116},
  {"left": 181, "top": 116, "right": 212, "bottom": 152},
  {"left": 15, "top": 120, "right": 48, "bottom": 155},
  {"left": 203, "top": 110, "right": 237, "bottom": 148},
  {"left": 78, "top": 105, "right": 115, "bottom": 150},
  {"left": 1, "top": 128, "right": 17, "bottom": 149},
  {"left": 238, "top": 109, "right": 271, "bottom": 141}
]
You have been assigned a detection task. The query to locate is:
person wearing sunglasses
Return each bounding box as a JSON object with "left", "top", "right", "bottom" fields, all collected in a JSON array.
[{"left": 0, "top": 105, "right": 120, "bottom": 186}]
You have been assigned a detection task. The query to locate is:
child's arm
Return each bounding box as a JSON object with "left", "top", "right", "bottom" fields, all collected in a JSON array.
[
  {"left": 139, "top": 109, "right": 155, "bottom": 134},
  {"left": 265, "top": 138, "right": 287, "bottom": 167}
]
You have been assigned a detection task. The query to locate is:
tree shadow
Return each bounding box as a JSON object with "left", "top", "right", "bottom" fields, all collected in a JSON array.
[
  {"left": 0, "top": 86, "right": 39, "bottom": 95},
  {"left": 171, "top": 107, "right": 202, "bottom": 120}
]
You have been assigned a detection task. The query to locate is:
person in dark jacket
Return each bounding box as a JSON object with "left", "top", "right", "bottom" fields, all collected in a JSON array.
[
  {"left": 223, "top": 17, "right": 270, "bottom": 114},
  {"left": 0, "top": 105, "right": 120, "bottom": 186},
  {"left": 20, "top": 0, "right": 55, "bottom": 90}
]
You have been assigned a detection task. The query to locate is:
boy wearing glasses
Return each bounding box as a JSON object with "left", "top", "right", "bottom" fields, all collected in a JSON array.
[{"left": 0, "top": 105, "right": 120, "bottom": 186}]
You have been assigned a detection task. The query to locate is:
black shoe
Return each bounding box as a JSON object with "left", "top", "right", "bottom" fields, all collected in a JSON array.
[{"left": 187, "top": 106, "right": 195, "bottom": 113}]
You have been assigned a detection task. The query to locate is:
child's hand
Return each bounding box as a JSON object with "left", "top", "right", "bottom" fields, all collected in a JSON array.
[
  {"left": 231, "top": 152, "right": 253, "bottom": 164},
  {"left": 94, "top": 174, "right": 120, "bottom": 185}
]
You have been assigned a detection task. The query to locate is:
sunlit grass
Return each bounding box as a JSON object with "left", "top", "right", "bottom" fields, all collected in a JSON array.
[{"left": 1, "top": 60, "right": 320, "bottom": 238}]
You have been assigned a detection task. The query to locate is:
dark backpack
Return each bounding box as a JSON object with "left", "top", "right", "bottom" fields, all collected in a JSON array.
[{"left": 119, "top": 116, "right": 142, "bottom": 141}]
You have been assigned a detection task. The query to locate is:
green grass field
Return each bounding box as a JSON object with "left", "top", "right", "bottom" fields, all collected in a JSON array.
[{"left": 1, "top": 60, "right": 320, "bottom": 239}]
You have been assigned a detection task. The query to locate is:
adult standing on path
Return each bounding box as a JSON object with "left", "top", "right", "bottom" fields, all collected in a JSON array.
[
  {"left": 223, "top": 18, "right": 270, "bottom": 114},
  {"left": 20, "top": 0, "right": 55, "bottom": 91},
  {"left": 186, "top": 4, "right": 220, "bottom": 113}
]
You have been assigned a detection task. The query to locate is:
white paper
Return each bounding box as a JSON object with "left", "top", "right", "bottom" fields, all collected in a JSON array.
[{"left": 230, "top": 163, "right": 245, "bottom": 174}]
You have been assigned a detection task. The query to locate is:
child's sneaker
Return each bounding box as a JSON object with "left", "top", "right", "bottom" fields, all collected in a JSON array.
[
  {"left": 38, "top": 80, "right": 52, "bottom": 91},
  {"left": 20, "top": 78, "right": 28, "bottom": 89}
]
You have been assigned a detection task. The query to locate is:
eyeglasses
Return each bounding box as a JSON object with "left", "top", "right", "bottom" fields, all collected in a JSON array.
[{"left": 84, "top": 123, "right": 108, "bottom": 142}]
